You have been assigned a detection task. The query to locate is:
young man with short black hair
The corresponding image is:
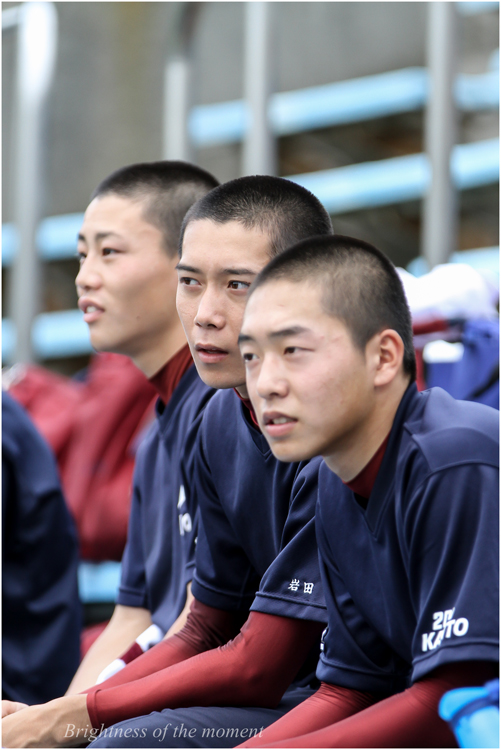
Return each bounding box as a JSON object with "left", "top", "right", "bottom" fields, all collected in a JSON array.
[
  {"left": 2, "top": 176, "right": 333, "bottom": 748},
  {"left": 73, "top": 161, "right": 219, "bottom": 690},
  {"left": 81, "top": 176, "right": 334, "bottom": 748},
  {"left": 237, "top": 234, "right": 499, "bottom": 747},
  {"left": 2, "top": 160, "right": 219, "bottom": 724}
]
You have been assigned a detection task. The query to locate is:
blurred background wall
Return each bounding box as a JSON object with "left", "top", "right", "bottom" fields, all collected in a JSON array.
[{"left": 2, "top": 1, "right": 499, "bottom": 374}]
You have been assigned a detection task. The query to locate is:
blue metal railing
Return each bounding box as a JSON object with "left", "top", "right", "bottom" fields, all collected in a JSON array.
[
  {"left": 78, "top": 561, "right": 121, "bottom": 604},
  {"left": 188, "top": 66, "right": 498, "bottom": 148},
  {"left": 290, "top": 138, "right": 499, "bottom": 214},
  {"left": 3, "top": 61, "right": 499, "bottom": 362},
  {"left": 3, "top": 137, "right": 499, "bottom": 269},
  {"left": 2, "top": 137, "right": 499, "bottom": 362},
  {"left": 2, "top": 212, "right": 84, "bottom": 266}
]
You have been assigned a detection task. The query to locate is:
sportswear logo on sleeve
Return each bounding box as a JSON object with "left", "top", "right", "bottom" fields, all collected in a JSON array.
[
  {"left": 177, "top": 485, "right": 187, "bottom": 508},
  {"left": 288, "top": 579, "right": 315, "bottom": 594},
  {"left": 320, "top": 627, "right": 328, "bottom": 652},
  {"left": 177, "top": 484, "right": 192, "bottom": 536},
  {"left": 421, "top": 608, "right": 469, "bottom": 652},
  {"left": 179, "top": 513, "right": 192, "bottom": 535}
]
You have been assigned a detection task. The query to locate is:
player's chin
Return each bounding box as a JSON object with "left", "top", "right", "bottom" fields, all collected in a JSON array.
[
  {"left": 88, "top": 332, "right": 112, "bottom": 353},
  {"left": 265, "top": 436, "right": 316, "bottom": 464},
  {"left": 194, "top": 361, "right": 241, "bottom": 391},
  {"left": 90, "top": 330, "right": 129, "bottom": 356}
]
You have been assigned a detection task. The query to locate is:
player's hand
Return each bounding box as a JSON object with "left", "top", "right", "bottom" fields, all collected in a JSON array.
[
  {"left": 2, "top": 700, "right": 28, "bottom": 718},
  {"left": 2, "top": 694, "right": 92, "bottom": 748}
]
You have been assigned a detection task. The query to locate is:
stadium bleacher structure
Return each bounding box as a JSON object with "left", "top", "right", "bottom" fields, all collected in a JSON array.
[{"left": 2, "top": 56, "right": 498, "bottom": 607}]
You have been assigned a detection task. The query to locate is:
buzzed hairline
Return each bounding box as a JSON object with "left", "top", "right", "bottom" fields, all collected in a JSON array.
[
  {"left": 178, "top": 175, "right": 333, "bottom": 258},
  {"left": 82, "top": 192, "right": 174, "bottom": 252},
  {"left": 179, "top": 215, "right": 275, "bottom": 261},
  {"left": 93, "top": 187, "right": 177, "bottom": 255},
  {"left": 90, "top": 161, "right": 220, "bottom": 257}
]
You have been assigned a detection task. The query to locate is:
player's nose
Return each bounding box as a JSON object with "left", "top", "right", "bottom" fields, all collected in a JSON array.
[
  {"left": 256, "top": 355, "right": 288, "bottom": 399},
  {"left": 75, "top": 254, "right": 102, "bottom": 293},
  {"left": 194, "top": 288, "right": 225, "bottom": 329}
]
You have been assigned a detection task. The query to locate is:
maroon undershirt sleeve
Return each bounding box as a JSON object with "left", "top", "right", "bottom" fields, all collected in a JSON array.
[
  {"left": 239, "top": 661, "right": 497, "bottom": 749},
  {"left": 86, "top": 603, "right": 324, "bottom": 729},
  {"left": 238, "top": 681, "right": 376, "bottom": 747},
  {"left": 84, "top": 599, "right": 245, "bottom": 694}
]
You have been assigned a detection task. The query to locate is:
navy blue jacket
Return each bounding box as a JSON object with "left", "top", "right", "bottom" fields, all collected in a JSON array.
[
  {"left": 191, "top": 388, "right": 327, "bottom": 623},
  {"left": 117, "top": 365, "right": 214, "bottom": 632},
  {"left": 316, "top": 384, "right": 499, "bottom": 694},
  {"left": 2, "top": 392, "right": 81, "bottom": 704}
]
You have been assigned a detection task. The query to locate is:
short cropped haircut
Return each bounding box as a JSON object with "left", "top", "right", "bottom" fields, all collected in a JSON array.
[
  {"left": 179, "top": 175, "right": 333, "bottom": 257},
  {"left": 91, "top": 161, "right": 219, "bottom": 256},
  {"left": 251, "top": 234, "right": 416, "bottom": 381}
]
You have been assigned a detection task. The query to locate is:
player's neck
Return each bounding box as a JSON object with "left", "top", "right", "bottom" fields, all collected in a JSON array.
[
  {"left": 132, "top": 319, "right": 188, "bottom": 379},
  {"left": 324, "top": 378, "right": 409, "bottom": 482}
]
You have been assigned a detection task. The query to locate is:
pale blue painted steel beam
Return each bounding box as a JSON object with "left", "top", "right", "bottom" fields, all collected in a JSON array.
[
  {"left": 457, "top": 70, "right": 499, "bottom": 109},
  {"left": 456, "top": 1, "right": 498, "bottom": 15},
  {"left": 2, "top": 65, "right": 498, "bottom": 264},
  {"left": 31, "top": 309, "right": 92, "bottom": 359},
  {"left": 291, "top": 152, "right": 429, "bottom": 214},
  {"left": 2, "top": 138, "right": 499, "bottom": 269},
  {"left": 289, "top": 138, "right": 499, "bottom": 214},
  {"left": 2, "top": 309, "right": 92, "bottom": 362},
  {"left": 2, "top": 212, "right": 84, "bottom": 266},
  {"left": 78, "top": 561, "right": 121, "bottom": 604},
  {"left": 188, "top": 66, "right": 499, "bottom": 148},
  {"left": 451, "top": 138, "right": 500, "bottom": 190},
  {"left": 2, "top": 224, "right": 18, "bottom": 266},
  {"left": 271, "top": 68, "right": 427, "bottom": 136},
  {"left": 4, "top": 243, "right": 498, "bottom": 363},
  {"left": 2, "top": 319, "right": 15, "bottom": 361},
  {"left": 37, "top": 212, "right": 84, "bottom": 260}
]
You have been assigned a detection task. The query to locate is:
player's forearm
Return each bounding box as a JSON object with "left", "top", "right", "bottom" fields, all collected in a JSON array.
[
  {"left": 83, "top": 597, "right": 243, "bottom": 695},
  {"left": 2, "top": 695, "right": 91, "bottom": 748},
  {"left": 248, "top": 686, "right": 454, "bottom": 748},
  {"left": 163, "top": 582, "right": 194, "bottom": 639},
  {"left": 66, "top": 605, "right": 152, "bottom": 694},
  {"left": 241, "top": 661, "right": 497, "bottom": 748},
  {"left": 86, "top": 613, "right": 324, "bottom": 729},
  {"left": 239, "top": 682, "right": 376, "bottom": 747}
]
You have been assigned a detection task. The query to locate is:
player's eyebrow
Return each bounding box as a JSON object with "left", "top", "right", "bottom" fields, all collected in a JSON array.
[
  {"left": 269, "top": 326, "right": 312, "bottom": 340},
  {"left": 238, "top": 326, "right": 312, "bottom": 346},
  {"left": 176, "top": 263, "right": 200, "bottom": 273},
  {"left": 77, "top": 231, "right": 123, "bottom": 243},
  {"left": 238, "top": 332, "right": 255, "bottom": 345},
  {"left": 176, "top": 264, "right": 259, "bottom": 276},
  {"left": 221, "top": 267, "right": 258, "bottom": 276}
]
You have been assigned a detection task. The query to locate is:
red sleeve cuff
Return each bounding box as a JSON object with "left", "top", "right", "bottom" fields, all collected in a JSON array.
[{"left": 87, "top": 689, "right": 102, "bottom": 730}]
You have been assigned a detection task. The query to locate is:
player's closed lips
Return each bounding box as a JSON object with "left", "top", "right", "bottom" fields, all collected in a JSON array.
[{"left": 195, "top": 343, "right": 229, "bottom": 363}]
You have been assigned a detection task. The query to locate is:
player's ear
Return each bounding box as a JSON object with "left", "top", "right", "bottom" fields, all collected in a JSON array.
[{"left": 370, "top": 329, "right": 405, "bottom": 387}]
